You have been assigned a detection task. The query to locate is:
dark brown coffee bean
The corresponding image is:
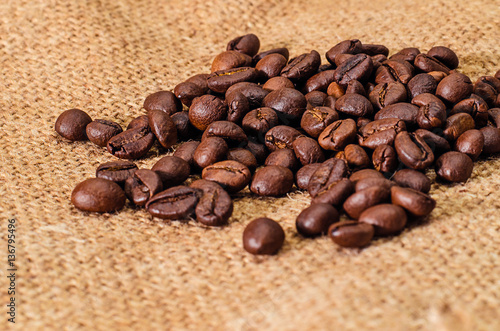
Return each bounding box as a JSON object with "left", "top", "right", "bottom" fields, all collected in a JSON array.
[
  {"left": 480, "top": 126, "right": 500, "bottom": 155},
  {"left": 343, "top": 186, "right": 390, "bottom": 219},
  {"left": 207, "top": 67, "right": 258, "bottom": 94},
  {"left": 335, "top": 93, "right": 373, "bottom": 117},
  {"left": 435, "top": 151, "right": 473, "bottom": 182},
  {"left": 148, "top": 109, "right": 177, "bottom": 149},
  {"left": 262, "top": 87, "right": 307, "bottom": 123},
  {"left": 394, "top": 131, "right": 434, "bottom": 170},
  {"left": 300, "top": 106, "right": 339, "bottom": 138},
  {"left": 242, "top": 107, "right": 279, "bottom": 136},
  {"left": 414, "top": 54, "right": 450, "bottom": 74},
  {"left": 349, "top": 169, "right": 385, "bottom": 183},
  {"left": 308, "top": 158, "right": 349, "bottom": 197},
  {"left": 414, "top": 129, "right": 450, "bottom": 155},
  {"left": 436, "top": 72, "right": 473, "bottom": 105},
  {"left": 246, "top": 139, "right": 268, "bottom": 164},
  {"left": 264, "top": 125, "right": 302, "bottom": 151},
  {"left": 428, "top": 71, "right": 448, "bottom": 83},
  {"left": 190, "top": 179, "right": 233, "bottom": 226},
  {"left": 375, "top": 59, "right": 414, "bottom": 85},
  {"left": 369, "top": 82, "right": 407, "bottom": 110},
  {"left": 362, "top": 44, "right": 389, "bottom": 56},
  {"left": 143, "top": 91, "right": 182, "bottom": 116},
  {"left": 342, "top": 144, "right": 370, "bottom": 170},
  {"left": 146, "top": 186, "right": 201, "bottom": 220},
  {"left": 250, "top": 165, "right": 294, "bottom": 197},
  {"left": 304, "top": 70, "right": 336, "bottom": 94},
  {"left": 427, "top": 46, "right": 459, "bottom": 69},
  {"left": 262, "top": 76, "right": 295, "bottom": 91},
  {"left": 374, "top": 103, "right": 419, "bottom": 128},
  {"left": 107, "top": 126, "right": 155, "bottom": 159},
  {"left": 71, "top": 178, "right": 126, "bottom": 213},
  {"left": 371, "top": 54, "right": 388, "bottom": 66},
  {"left": 318, "top": 119, "right": 357, "bottom": 151},
  {"left": 488, "top": 108, "right": 500, "bottom": 128},
  {"left": 127, "top": 115, "right": 149, "bottom": 130},
  {"left": 281, "top": 50, "right": 321, "bottom": 82},
  {"left": 323, "top": 95, "right": 337, "bottom": 108},
  {"left": 202, "top": 160, "right": 251, "bottom": 193},
  {"left": 358, "top": 118, "right": 407, "bottom": 149},
  {"left": 391, "top": 186, "right": 436, "bottom": 217},
  {"left": 411, "top": 92, "right": 446, "bottom": 108},
  {"left": 407, "top": 73, "right": 437, "bottom": 99},
  {"left": 312, "top": 178, "right": 354, "bottom": 206},
  {"left": 328, "top": 221, "right": 374, "bottom": 248},
  {"left": 443, "top": 113, "right": 476, "bottom": 141},
  {"left": 305, "top": 91, "right": 328, "bottom": 108},
  {"left": 450, "top": 95, "right": 489, "bottom": 126},
  {"left": 151, "top": 155, "right": 191, "bottom": 187},
  {"left": 296, "top": 203, "right": 339, "bottom": 237},
  {"left": 189, "top": 95, "right": 228, "bottom": 131},
  {"left": 96, "top": 160, "right": 138, "bottom": 186},
  {"left": 55, "top": 109, "right": 92, "bottom": 141},
  {"left": 474, "top": 76, "right": 500, "bottom": 108},
  {"left": 392, "top": 169, "right": 431, "bottom": 193},
  {"left": 265, "top": 149, "right": 300, "bottom": 171},
  {"left": 325, "top": 39, "right": 363, "bottom": 65},
  {"left": 174, "top": 78, "right": 209, "bottom": 107},
  {"left": 359, "top": 204, "right": 407, "bottom": 236},
  {"left": 454, "top": 129, "right": 484, "bottom": 160},
  {"left": 171, "top": 111, "right": 195, "bottom": 140},
  {"left": 334, "top": 54, "right": 373, "bottom": 87},
  {"left": 416, "top": 102, "right": 447, "bottom": 130},
  {"left": 253, "top": 47, "right": 290, "bottom": 64},
  {"left": 357, "top": 117, "right": 371, "bottom": 130},
  {"left": 255, "top": 53, "right": 288, "bottom": 81},
  {"left": 211, "top": 50, "right": 253, "bottom": 72},
  {"left": 372, "top": 144, "right": 398, "bottom": 173},
  {"left": 226, "top": 91, "right": 250, "bottom": 124},
  {"left": 389, "top": 47, "right": 420, "bottom": 63},
  {"left": 327, "top": 82, "right": 345, "bottom": 98},
  {"left": 355, "top": 177, "right": 394, "bottom": 192},
  {"left": 227, "top": 34, "right": 260, "bottom": 56},
  {"left": 243, "top": 218, "right": 285, "bottom": 255},
  {"left": 345, "top": 80, "right": 366, "bottom": 96},
  {"left": 292, "top": 136, "right": 325, "bottom": 166},
  {"left": 86, "top": 119, "right": 123, "bottom": 147},
  {"left": 226, "top": 148, "right": 258, "bottom": 172},
  {"left": 173, "top": 141, "right": 200, "bottom": 166},
  {"left": 201, "top": 121, "right": 248, "bottom": 147},
  {"left": 124, "top": 169, "right": 163, "bottom": 206},
  {"left": 296, "top": 163, "right": 322, "bottom": 191},
  {"left": 193, "top": 137, "right": 228, "bottom": 169}
]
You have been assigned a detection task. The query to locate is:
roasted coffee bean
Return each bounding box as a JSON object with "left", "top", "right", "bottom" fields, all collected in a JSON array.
[
  {"left": 392, "top": 169, "right": 431, "bottom": 193},
  {"left": 318, "top": 118, "right": 357, "bottom": 151},
  {"left": 414, "top": 129, "right": 451, "bottom": 155},
  {"left": 253, "top": 47, "right": 290, "bottom": 64},
  {"left": 411, "top": 92, "right": 446, "bottom": 109},
  {"left": 304, "top": 70, "right": 336, "bottom": 94},
  {"left": 357, "top": 117, "right": 371, "bottom": 129},
  {"left": 335, "top": 93, "right": 373, "bottom": 117},
  {"left": 189, "top": 95, "right": 228, "bottom": 131},
  {"left": 450, "top": 95, "right": 489, "bottom": 126},
  {"left": 343, "top": 186, "right": 390, "bottom": 219},
  {"left": 86, "top": 119, "right": 123, "bottom": 147},
  {"left": 454, "top": 129, "right": 484, "bottom": 160},
  {"left": 375, "top": 59, "right": 414, "bottom": 85},
  {"left": 227, "top": 148, "right": 258, "bottom": 172},
  {"left": 328, "top": 221, "right": 374, "bottom": 248},
  {"left": 361, "top": 44, "right": 389, "bottom": 56},
  {"left": 193, "top": 137, "right": 229, "bottom": 169},
  {"left": 124, "top": 169, "right": 163, "bottom": 206},
  {"left": 391, "top": 186, "right": 436, "bottom": 217},
  {"left": 171, "top": 111, "right": 195, "bottom": 140},
  {"left": 71, "top": 178, "right": 126, "bottom": 213},
  {"left": 427, "top": 46, "right": 459, "bottom": 69},
  {"left": 349, "top": 169, "right": 385, "bottom": 183},
  {"left": 355, "top": 177, "right": 394, "bottom": 192},
  {"left": 414, "top": 53, "right": 450, "bottom": 74},
  {"left": 359, "top": 204, "right": 407, "bottom": 236},
  {"left": 436, "top": 72, "right": 473, "bottom": 105},
  {"left": 243, "top": 218, "right": 285, "bottom": 255},
  {"left": 474, "top": 76, "right": 500, "bottom": 108},
  {"left": 143, "top": 91, "right": 182, "bottom": 115},
  {"left": 327, "top": 82, "right": 345, "bottom": 98},
  {"left": 416, "top": 102, "right": 447, "bottom": 130},
  {"left": 292, "top": 136, "right": 325, "bottom": 165},
  {"left": 435, "top": 151, "right": 473, "bottom": 182},
  {"left": 262, "top": 76, "right": 295, "bottom": 91},
  {"left": 127, "top": 115, "right": 149, "bottom": 130},
  {"left": 342, "top": 144, "right": 370, "bottom": 170},
  {"left": 227, "top": 34, "right": 260, "bottom": 56},
  {"left": 480, "top": 126, "right": 500, "bottom": 155},
  {"left": 173, "top": 141, "right": 200, "bottom": 166},
  {"left": 296, "top": 203, "right": 339, "bottom": 237},
  {"left": 323, "top": 95, "right": 337, "bottom": 108},
  {"left": 308, "top": 158, "right": 349, "bottom": 197},
  {"left": 255, "top": 53, "right": 288, "bottom": 81},
  {"left": 211, "top": 50, "right": 253, "bottom": 72},
  {"left": 394, "top": 131, "right": 434, "bottom": 170},
  {"left": 374, "top": 103, "right": 419, "bottom": 128},
  {"left": 96, "top": 160, "right": 138, "bottom": 186},
  {"left": 151, "top": 155, "right": 191, "bottom": 187},
  {"left": 296, "top": 163, "right": 322, "bottom": 191},
  {"left": 300, "top": 106, "right": 339, "bottom": 138},
  {"left": 368, "top": 82, "right": 407, "bottom": 110},
  {"left": 389, "top": 47, "right": 420, "bottom": 63},
  {"left": 226, "top": 91, "right": 250, "bottom": 124},
  {"left": 146, "top": 186, "right": 201, "bottom": 220},
  {"left": 148, "top": 109, "right": 177, "bottom": 149},
  {"left": 264, "top": 125, "right": 302, "bottom": 151},
  {"left": 265, "top": 149, "right": 300, "bottom": 171},
  {"left": 207, "top": 67, "right": 258, "bottom": 94},
  {"left": 372, "top": 144, "right": 398, "bottom": 173},
  {"left": 226, "top": 82, "right": 267, "bottom": 108},
  {"left": 305, "top": 91, "right": 328, "bottom": 108},
  {"left": 242, "top": 107, "right": 279, "bottom": 136},
  {"left": 407, "top": 73, "right": 437, "bottom": 99},
  {"left": 281, "top": 50, "right": 321, "bottom": 82},
  {"left": 488, "top": 108, "right": 500, "bottom": 128},
  {"left": 202, "top": 160, "right": 252, "bottom": 193},
  {"left": 325, "top": 39, "right": 363, "bottom": 65},
  {"left": 443, "top": 113, "right": 476, "bottom": 141},
  {"left": 174, "top": 77, "right": 209, "bottom": 107},
  {"left": 358, "top": 118, "right": 406, "bottom": 149},
  {"left": 428, "top": 71, "right": 448, "bottom": 83},
  {"left": 55, "top": 109, "right": 92, "bottom": 141},
  {"left": 334, "top": 54, "right": 373, "bottom": 87},
  {"left": 312, "top": 178, "right": 354, "bottom": 206},
  {"left": 107, "top": 126, "right": 155, "bottom": 159},
  {"left": 246, "top": 139, "right": 268, "bottom": 163},
  {"left": 190, "top": 179, "right": 233, "bottom": 226},
  {"left": 250, "top": 165, "right": 294, "bottom": 197},
  {"left": 345, "top": 80, "right": 366, "bottom": 96},
  {"left": 371, "top": 54, "right": 388, "bottom": 66},
  {"left": 201, "top": 121, "right": 248, "bottom": 146},
  {"left": 262, "top": 87, "right": 307, "bottom": 123}
]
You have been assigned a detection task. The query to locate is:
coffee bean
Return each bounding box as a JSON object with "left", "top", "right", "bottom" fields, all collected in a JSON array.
[
  {"left": 327, "top": 82, "right": 345, "bottom": 98},
  {"left": 454, "top": 129, "right": 484, "bottom": 160},
  {"left": 281, "top": 50, "right": 321, "bottom": 82},
  {"left": 226, "top": 91, "right": 250, "bottom": 124},
  {"left": 207, "top": 67, "right": 258, "bottom": 94},
  {"left": 171, "top": 111, "right": 195, "bottom": 140},
  {"left": 255, "top": 53, "right": 288, "bottom": 81},
  {"left": 311, "top": 178, "right": 354, "bottom": 206},
  {"left": 227, "top": 148, "right": 258, "bottom": 172},
  {"left": 225, "top": 82, "right": 269, "bottom": 108},
  {"left": 124, "top": 169, "right": 163, "bottom": 206},
  {"left": 443, "top": 113, "right": 476, "bottom": 141},
  {"left": 479, "top": 126, "right": 500, "bottom": 155},
  {"left": 86, "top": 119, "right": 123, "bottom": 147},
  {"left": 355, "top": 177, "right": 394, "bottom": 192},
  {"left": 242, "top": 107, "right": 279, "bottom": 136},
  {"left": 193, "top": 137, "right": 229, "bottom": 169},
  {"left": 318, "top": 118, "right": 357, "bottom": 151},
  {"left": 328, "top": 221, "right": 374, "bottom": 248},
  {"left": 227, "top": 34, "right": 260, "bottom": 56},
  {"left": 250, "top": 166, "right": 294, "bottom": 197},
  {"left": 391, "top": 186, "right": 436, "bottom": 217},
  {"left": 96, "top": 160, "right": 138, "bottom": 186},
  {"left": 262, "top": 87, "right": 307, "bottom": 123},
  {"left": 427, "top": 46, "right": 459, "bottom": 69},
  {"left": 174, "top": 77, "right": 209, "bottom": 107},
  {"left": 323, "top": 95, "right": 337, "bottom": 108},
  {"left": 146, "top": 186, "right": 201, "bottom": 220},
  {"left": 292, "top": 136, "right": 325, "bottom": 165},
  {"left": 345, "top": 79, "right": 366, "bottom": 96},
  {"left": 374, "top": 103, "right": 419, "bottom": 128},
  {"left": 264, "top": 125, "right": 302, "bottom": 151},
  {"left": 428, "top": 71, "right": 448, "bottom": 83},
  {"left": 262, "top": 76, "right": 295, "bottom": 91},
  {"left": 211, "top": 50, "right": 253, "bottom": 72},
  {"left": 325, "top": 39, "right": 363, "bottom": 65},
  {"left": 436, "top": 72, "right": 473, "bottom": 105},
  {"left": 362, "top": 44, "right": 389, "bottom": 56},
  {"left": 343, "top": 186, "right": 391, "bottom": 219},
  {"left": 253, "top": 47, "right": 290, "bottom": 64},
  {"left": 450, "top": 95, "right": 489, "bottom": 126},
  {"left": 308, "top": 158, "right": 349, "bottom": 197},
  {"left": 335, "top": 93, "right": 373, "bottom": 117},
  {"left": 392, "top": 169, "right": 431, "bottom": 193},
  {"left": 358, "top": 204, "right": 407, "bottom": 236},
  {"left": 295, "top": 163, "right": 322, "bottom": 191},
  {"left": 342, "top": 144, "right": 370, "bottom": 170},
  {"left": 389, "top": 47, "right": 420, "bottom": 63},
  {"left": 107, "top": 126, "right": 155, "bottom": 159},
  {"left": 356, "top": 117, "right": 371, "bottom": 130},
  {"left": 411, "top": 92, "right": 446, "bottom": 109},
  {"left": 71, "top": 178, "right": 126, "bottom": 213},
  {"left": 435, "top": 151, "right": 473, "bottom": 182},
  {"left": 190, "top": 179, "right": 233, "bottom": 226},
  {"left": 488, "top": 108, "right": 500, "bottom": 128},
  {"left": 151, "top": 155, "right": 191, "bottom": 187},
  {"left": 394, "top": 131, "right": 434, "bottom": 170},
  {"left": 375, "top": 59, "right": 414, "bottom": 85},
  {"left": 407, "top": 73, "right": 437, "bottom": 100},
  {"left": 296, "top": 203, "right": 339, "bottom": 237},
  {"left": 265, "top": 149, "right": 300, "bottom": 171},
  {"left": 349, "top": 169, "right": 385, "bottom": 183},
  {"left": 300, "top": 106, "right": 339, "bottom": 138},
  {"left": 246, "top": 139, "right": 268, "bottom": 163},
  {"left": 371, "top": 54, "right": 388, "bottom": 66},
  {"left": 358, "top": 118, "right": 407, "bottom": 149},
  {"left": 143, "top": 91, "right": 182, "bottom": 115},
  {"left": 173, "top": 141, "right": 200, "bottom": 166},
  {"left": 473, "top": 76, "right": 500, "bottom": 108},
  {"left": 334, "top": 54, "right": 373, "bottom": 87},
  {"left": 368, "top": 82, "right": 407, "bottom": 110},
  {"left": 189, "top": 95, "right": 228, "bottom": 131},
  {"left": 202, "top": 160, "right": 252, "bottom": 193},
  {"left": 372, "top": 144, "right": 398, "bottom": 173},
  {"left": 416, "top": 101, "right": 447, "bottom": 130},
  {"left": 201, "top": 121, "right": 248, "bottom": 147},
  {"left": 55, "top": 109, "right": 92, "bottom": 141},
  {"left": 242, "top": 218, "right": 285, "bottom": 255},
  {"left": 127, "top": 115, "right": 149, "bottom": 130},
  {"left": 414, "top": 129, "right": 451, "bottom": 155},
  {"left": 305, "top": 91, "right": 328, "bottom": 108},
  {"left": 414, "top": 54, "right": 450, "bottom": 74},
  {"left": 304, "top": 70, "right": 336, "bottom": 94},
  {"left": 148, "top": 109, "right": 178, "bottom": 149}
]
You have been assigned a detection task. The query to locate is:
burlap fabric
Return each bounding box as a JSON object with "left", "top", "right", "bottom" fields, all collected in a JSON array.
[{"left": 1, "top": 0, "right": 499, "bottom": 330}]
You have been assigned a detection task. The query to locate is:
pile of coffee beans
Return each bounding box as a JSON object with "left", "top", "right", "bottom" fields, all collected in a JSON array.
[{"left": 55, "top": 34, "right": 500, "bottom": 255}]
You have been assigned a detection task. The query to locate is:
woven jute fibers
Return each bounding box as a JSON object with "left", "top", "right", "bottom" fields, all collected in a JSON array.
[{"left": 1, "top": 0, "right": 500, "bottom": 330}]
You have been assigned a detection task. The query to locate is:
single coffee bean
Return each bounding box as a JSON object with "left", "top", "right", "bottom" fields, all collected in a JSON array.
[
  {"left": 71, "top": 178, "right": 126, "bottom": 213},
  {"left": 335, "top": 93, "right": 373, "bottom": 117},
  {"left": 308, "top": 158, "right": 349, "bottom": 197},
  {"left": 189, "top": 95, "right": 228, "bottom": 131},
  {"left": 358, "top": 204, "right": 407, "bottom": 236},
  {"left": 392, "top": 169, "right": 431, "bottom": 193},
  {"left": 414, "top": 129, "right": 451, "bottom": 155},
  {"left": 227, "top": 34, "right": 260, "bottom": 56},
  {"left": 357, "top": 117, "right": 371, "bottom": 130},
  {"left": 327, "top": 82, "right": 345, "bottom": 98},
  {"left": 146, "top": 186, "right": 201, "bottom": 220},
  {"left": 435, "top": 151, "right": 473, "bottom": 182},
  {"left": 151, "top": 155, "right": 191, "bottom": 187},
  {"left": 227, "top": 148, "right": 258, "bottom": 172},
  {"left": 281, "top": 50, "right": 321, "bottom": 82},
  {"left": 443, "top": 113, "right": 476, "bottom": 141},
  {"left": 211, "top": 50, "right": 253, "bottom": 72},
  {"left": 358, "top": 118, "right": 407, "bottom": 149},
  {"left": 171, "top": 111, "right": 195, "bottom": 140},
  {"left": 375, "top": 59, "right": 414, "bottom": 85},
  {"left": 143, "top": 90, "right": 182, "bottom": 116},
  {"left": 334, "top": 54, "right": 373, "bottom": 87},
  {"left": 349, "top": 169, "right": 385, "bottom": 183},
  {"left": 262, "top": 87, "right": 307, "bottom": 123},
  {"left": 253, "top": 47, "right": 290, "bottom": 64},
  {"left": 389, "top": 47, "right": 420, "bottom": 63},
  {"left": 326, "top": 39, "right": 363, "bottom": 63},
  {"left": 343, "top": 186, "right": 391, "bottom": 219},
  {"left": 428, "top": 71, "right": 448, "bottom": 83},
  {"left": 193, "top": 137, "right": 229, "bottom": 169},
  {"left": 202, "top": 160, "right": 252, "bottom": 193},
  {"left": 107, "top": 126, "right": 155, "bottom": 159},
  {"left": 292, "top": 136, "right": 325, "bottom": 165},
  {"left": 355, "top": 177, "right": 394, "bottom": 192},
  {"left": 345, "top": 80, "right": 366, "bottom": 96},
  {"left": 190, "top": 179, "right": 233, "bottom": 226},
  {"left": 303, "top": 70, "right": 336, "bottom": 94},
  {"left": 300, "top": 106, "right": 339, "bottom": 138},
  {"left": 296, "top": 203, "right": 339, "bottom": 237},
  {"left": 372, "top": 144, "right": 398, "bottom": 173},
  {"left": 124, "top": 169, "right": 163, "bottom": 206},
  {"left": 265, "top": 149, "right": 300, "bottom": 171},
  {"left": 86, "top": 119, "right": 123, "bottom": 147},
  {"left": 362, "top": 44, "right": 389, "bottom": 56},
  {"left": 473, "top": 76, "right": 500, "bottom": 108},
  {"left": 312, "top": 178, "right": 354, "bottom": 206},
  {"left": 225, "top": 82, "right": 269, "bottom": 107},
  {"left": 454, "top": 129, "right": 484, "bottom": 160},
  {"left": 480, "top": 126, "right": 500, "bottom": 155},
  {"left": 148, "top": 109, "right": 177, "bottom": 149},
  {"left": 407, "top": 73, "right": 437, "bottom": 99},
  {"left": 368, "top": 82, "right": 407, "bottom": 110},
  {"left": 226, "top": 91, "right": 250, "bottom": 124},
  {"left": 296, "top": 163, "right": 322, "bottom": 191},
  {"left": 374, "top": 103, "right": 419, "bottom": 128},
  {"left": 394, "top": 131, "right": 434, "bottom": 170},
  {"left": 207, "top": 67, "right": 258, "bottom": 94},
  {"left": 328, "top": 221, "right": 374, "bottom": 248},
  {"left": 250, "top": 166, "right": 294, "bottom": 197},
  {"left": 450, "top": 95, "right": 489, "bottom": 127},
  {"left": 371, "top": 54, "right": 388, "bottom": 66},
  {"left": 416, "top": 102, "right": 447, "bottom": 130},
  {"left": 55, "top": 109, "right": 92, "bottom": 141},
  {"left": 436, "top": 72, "right": 473, "bottom": 105},
  {"left": 127, "top": 115, "right": 149, "bottom": 130},
  {"left": 96, "top": 160, "right": 138, "bottom": 186},
  {"left": 427, "top": 46, "right": 459, "bottom": 69},
  {"left": 488, "top": 108, "right": 500, "bottom": 128},
  {"left": 246, "top": 139, "right": 268, "bottom": 164},
  {"left": 391, "top": 186, "right": 436, "bottom": 217},
  {"left": 413, "top": 53, "right": 450, "bottom": 74},
  {"left": 343, "top": 144, "right": 370, "bottom": 170},
  {"left": 264, "top": 125, "right": 302, "bottom": 151},
  {"left": 323, "top": 95, "right": 337, "bottom": 108},
  {"left": 255, "top": 53, "right": 288, "bottom": 81},
  {"left": 242, "top": 107, "right": 279, "bottom": 136},
  {"left": 305, "top": 91, "right": 328, "bottom": 108},
  {"left": 173, "top": 141, "right": 200, "bottom": 166},
  {"left": 174, "top": 75, "right": 210, "bottom": 107},
  {"left": 411, "top": 92, "right": 446, "bottom": 109},
  {"left": 243, "top": 218, "right": 285, "bottom": 255},
  {"left": 262, "top": 76, "right": 295, "bottom": 91},
  {"left": 318, "top": 118, "right": 357, "bottom": 151},
  {"left": 201, "top": 121, "right": 248, "bottom": 147}
]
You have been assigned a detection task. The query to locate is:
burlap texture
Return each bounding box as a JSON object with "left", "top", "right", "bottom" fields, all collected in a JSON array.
[{"left": 1, "top": 0, "right": 500, "bottom": 330}]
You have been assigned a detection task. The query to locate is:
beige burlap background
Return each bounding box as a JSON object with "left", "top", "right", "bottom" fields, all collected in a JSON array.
[{"left": 1, "top": 0, "right": 500, "bottom": 330}]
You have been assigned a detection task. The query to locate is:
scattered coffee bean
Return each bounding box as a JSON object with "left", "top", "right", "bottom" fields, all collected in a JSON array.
[
  {"left": 189, "top": 95, "right": 228, "bottom": 131},
  {"left": 243, "top": 218, "right": 285, "bottom": 255},
  {"left": 435, "top": 151, "right": 473, "bottom": 182},
  {"left": 295, "top": 163, "right": 322, "bottom": 191},
  {"left": 193, "top": 137, "right": 229, "bottom": 169},
  {"left": 391, "top": 186, "right": 436, "bottom": 217},
  {"left": 359, "top": 204, "right": 407, "bottom": 236},
  {"left": 265, "top": 149, "right": 300, "bottom": 171},
  {"left": 190, "top": 179, "right": 233, "bottom": 226},
  {"left": 454, "top": 129, "right": 484, "bottom": 160},
  {"left": 436, "top": 72, "right": 473, "bottom": 105},
  {"left": 148, "top": 109, "right": 178, "bottom": 149},
  {"left": 227, "top": 34, "right": 260, "bottom": 57},
  {"left": 202, "top": 160, "right": 252, "bottom": 193},
  {"left": 262, "top": 87, "right": 307, "bottom": 123},
  {"left": 394, "top": 131, "right": 434, "bottom": 170},
  {"left": 143, "top": 91, "right": 182, "bottom": 115},
  {"left": 86, "top": 119, "right": 123, "bottom": 147},
  {"left": 107, "top": 126, "right": 155, "bottom": 159},
  {"left": 71, "top": 178, "right": 126, "bottom": 213},
  {"left": 281, "top": 50, "right": 321, "bottom": 82},
  {"left": 250, "top": 165, "right": 294, "bottom": 197},
  {"left": 292, "top": 136, "right": 325, "bottom": 165},
  {"left": 264, "top": 125, "right": 302, "bottom": 151},
  {"left": 328, "top": 221, "right": 374, "bottom": 248},
  {"left": 349, "top": 169, "right": 385, "bottom": 183},
  {"left": 392, "top": 169, "right": 431, "bottom": 193},
  {"left": 96, "top": 160, "right": 138, "bottom": 186},
  {"left": 300, "top": 106, "right": 339, "bottom": 138},
  {"left": 480, "top": 126, "right": 500, "bottom": 155},
  {"left": 146, "top": 186, "right": 201, "bottom": 220},
  {"left": 312, "top": 178, "right": 354, "bottom": 207},
  {"left": 296, "top": 203, "right": 339, "bottom": 237},
  {"left": 227, "top": 148, "right": 258, "bottom": 172},
  {"left": 308, "top": 158, "right": 349, "bottom": 197},
  {"left": 202, "top": 121, "right": 248, "bottom": 147},
  {"left": 242, "top": 107, "right": 279, "bottom": 136},
  {"left": 355, "top": 177, "right": 394, "bottom": 192},
  {"left": 124, "top": 169, "right": 163, "bottom": 206},
  {"left": 211, "top": 50, "right": 253, "bottom": 72},
  {"left": 55, "top": 109, "right": 92, "bottom": 141},
  {"left": 173, "top": 141, "right": 201, "bottom": 166},
  {"left": 372, "top": 144, "right": 398, "bottom": 173},
  {"left": 151, "top": 156, "right": 191, "bottom": 187},
  {"left": 343, "top": 186, "right": 391, "bottom": 219},
  {"left": 318, "top": 118, "right": 357, "bottom": 151}
]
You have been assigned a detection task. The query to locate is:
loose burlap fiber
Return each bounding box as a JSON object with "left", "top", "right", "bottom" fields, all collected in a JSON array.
[{"left": 1, "top": 0, "right": 500, "bottom": 330}]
